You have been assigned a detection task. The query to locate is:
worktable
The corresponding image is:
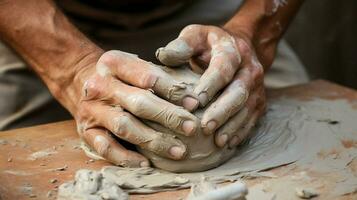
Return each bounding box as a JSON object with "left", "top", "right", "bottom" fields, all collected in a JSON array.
[{"left": 0, "top": 80, "right": 356, "bottom": 200}]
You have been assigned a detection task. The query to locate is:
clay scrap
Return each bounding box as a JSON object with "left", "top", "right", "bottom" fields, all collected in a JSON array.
[
  {"left": 58, "top": 169, "right": 129, "bottom": 200},
  {"left": 295, "top": 188, "right": 319, "bottom": 199}
]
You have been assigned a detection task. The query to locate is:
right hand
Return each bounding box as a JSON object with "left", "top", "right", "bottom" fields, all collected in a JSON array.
[{"left": 65, "top": 50, "right": 201, "bottom": 167}]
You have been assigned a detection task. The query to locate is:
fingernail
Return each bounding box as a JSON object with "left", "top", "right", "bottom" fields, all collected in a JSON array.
[
  {"left": 229, "top": 136, "right": 239, "bottom": 148},
  {"left": 140, "top": 161, "right": 150, "bottom": 167},
  {"left": 182, "top": 97, "right": 199, "bottom": 111},
  {"left": 169, "top": 146, "right": 186, "bottom": 159},
  {"left": 155, "top": 47, "right": 163, "bottom": 59},
  {"left": 198, "top": 92, "right": 208, "bottom": 106},
  {"left": 182, "top": 120, "right": 196, "bottom": 135},
  {"left": 217, "top": 134, "right": 228, "bottom": 147},
  {"left": 203, "top": 120, "right": 217, "bottom": 134}
]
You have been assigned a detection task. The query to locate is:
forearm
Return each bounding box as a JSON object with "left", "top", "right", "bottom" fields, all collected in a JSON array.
[
  {"left": 0, "top": 0, "right": 103, "bottom": 112},
  {"left": 224, "top": 0, "right": 304, "bottom": 68}
]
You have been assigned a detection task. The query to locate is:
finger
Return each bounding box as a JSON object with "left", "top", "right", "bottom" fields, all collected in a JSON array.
[
  {"left": 194, "top": 37, "right": 241, "bottom": 107},
  {"left": 97, "top": 51, "right": 199, "bottom": 111},
  {"left": 156, "top": 38, "right": 195, "bottom": 66},
  {"left": 228, "top": 110, "right": 260, "bottom": 148},
  {"left": 156, "top": 24, "right": 208, "bottom": 66},
  {"left": 201, "top": 58, "right": 263, "bottom": 135},
  {"left": 214, "top": 89, "right": 260, "bottom": 147},
  {"left": 90, "top": 104, "right": 187, "bottom": 160},
  {"left": 111, "top": 80, "right": 200, "bottom": 136},
  {"left": 214, "top": 108, "right": 249, "bottom": 147},
  {"left": 200, "top": 74, "right": 249, "bottom": 135},
  {"left": 82, "top": 128, "right": 149, "bottom": 167}
]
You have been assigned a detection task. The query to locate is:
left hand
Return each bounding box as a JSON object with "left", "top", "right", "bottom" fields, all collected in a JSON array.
[{"left": 156, "top": 24, "right": 269, "bottom": 148}]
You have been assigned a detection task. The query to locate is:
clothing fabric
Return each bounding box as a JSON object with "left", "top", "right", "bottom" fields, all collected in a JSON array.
[{"left": 0, "top": 0, "right": 308, "bottom": 130}]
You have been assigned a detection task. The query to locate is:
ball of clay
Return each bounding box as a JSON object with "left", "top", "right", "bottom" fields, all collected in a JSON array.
[{"left": 137, "top": 66, "right": 237, "bottom": 172}]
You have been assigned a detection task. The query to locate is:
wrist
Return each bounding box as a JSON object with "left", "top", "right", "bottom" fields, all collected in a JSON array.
[
  {"left": 223, "top": 10, "right": 280, "bottom": 70},
  {"left": 224, "top": 0, "right": 304, "bottom": 69}
]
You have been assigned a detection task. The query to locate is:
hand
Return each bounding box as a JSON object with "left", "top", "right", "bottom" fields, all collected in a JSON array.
[
  {"left": 67, "top": 50, "right": 202, "bottom": 167},
  {"left": 156, "top": 24, "right": 268, "bottom": 148}
]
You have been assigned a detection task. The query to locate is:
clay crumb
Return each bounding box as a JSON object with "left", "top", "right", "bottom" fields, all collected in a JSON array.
[
  {"left": 174, "top": 176, "right": 189, "bottom": 184},
  {"left": 85, "top": 159, "right": 95, "bottom": 164},
  {"left": 72, "top": 145, "right": 81, "bottom": 150},
  {"left": 51, "top": 165, "right": 68, "bottom": 172},
  {"left": 340, "top": 139, "right": 357, "bottom": 149},
  {"left": 0, "top": 139, "right": 8, "bottom": 145},
  {"left": 20, "top": 183, "right": 33, "bottom": 195},
  {"left": 46, "top": 190, "right": 54, "bottom": 198},
  {"left": 295, "top": 188, "right": 319, "bottom": 199},
  {"left": 7, "top": 157, "right": 12, "bottom": 162},
  {"left": 29, "top": 194, "right": 37, "bottom": 198},
  {"left": 50, "top": 179, "right": 58, "bottom": 184},
  {"left": 317, "top": 119, "right": 339, "bottom": 125}
]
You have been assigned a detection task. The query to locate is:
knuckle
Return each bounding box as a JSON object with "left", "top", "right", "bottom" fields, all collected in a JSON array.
[
  {"left": 82, "top": 77, "right": 105, "bottom": 100},
  {"left": 139, "top": 69, "right": 158, "bottom": 89},
  {"left": 218, "top": 63, "right": 235, "bottom": 84},
  {"left": 99, "top": 50, "right": 138, "bottom": 66},
  {"left": 112, "top": 114, "right": 131, "bottom": 137},
  {"left": 98, "top": 51, "right": 117, "bottom": 65},
  {"left": 253, "top": 63, "right": 264, "bottom": 77},
  {"left": 128, "top": 92, "right": 150, "bottom": 115},
  {"left": 182, "top": 24, "right": 203, "bottom": 33},
  {"left": 93, "top": 135, "right": 111, "bottom": 157}
]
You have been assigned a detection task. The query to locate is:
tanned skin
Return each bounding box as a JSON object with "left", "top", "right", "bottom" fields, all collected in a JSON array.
[{"left": 0, "top": 0, "right": 303, "bottom": 167}]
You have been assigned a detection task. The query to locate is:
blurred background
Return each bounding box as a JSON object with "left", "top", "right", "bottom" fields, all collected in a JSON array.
[{"left": 285, "top": 0, "right": 357, "bottom": 88}]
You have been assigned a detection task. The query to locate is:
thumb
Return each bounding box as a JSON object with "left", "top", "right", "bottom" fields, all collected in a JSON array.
[{"left": 156, "top": 38, "right": 194, "bottom": 67}]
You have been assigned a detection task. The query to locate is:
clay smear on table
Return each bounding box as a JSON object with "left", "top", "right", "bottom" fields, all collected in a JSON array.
[{"left": 60, "top": 66, "right": 357, "bottom": 198}]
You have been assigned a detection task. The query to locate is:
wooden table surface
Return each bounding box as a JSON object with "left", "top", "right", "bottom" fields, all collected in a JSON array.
[{"left": 0, "top": 80, "right": 356, "bottom": 200}]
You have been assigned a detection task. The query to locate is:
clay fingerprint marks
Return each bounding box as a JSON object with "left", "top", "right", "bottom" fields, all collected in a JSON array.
[{"left": 151, "top": 65, "right": 198, "bottom": 109}]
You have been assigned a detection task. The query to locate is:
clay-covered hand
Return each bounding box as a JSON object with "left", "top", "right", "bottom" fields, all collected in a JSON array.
[
  {"left": 156, "top": 24, "right": 267, "bottom": 148},
  {"left": 70, "top": 50, "right": 201, "bottom": 167}
]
